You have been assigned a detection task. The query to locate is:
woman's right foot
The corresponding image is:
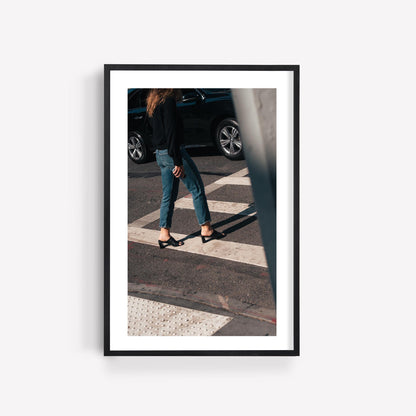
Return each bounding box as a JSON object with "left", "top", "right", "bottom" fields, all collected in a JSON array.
[{"left": 200, "top": 229, "right": 225, "bottom": 243}]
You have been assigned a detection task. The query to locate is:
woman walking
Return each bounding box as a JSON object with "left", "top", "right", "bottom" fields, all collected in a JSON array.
[{"left": 146, "top": 89, "right": 225, "bottom": 248}]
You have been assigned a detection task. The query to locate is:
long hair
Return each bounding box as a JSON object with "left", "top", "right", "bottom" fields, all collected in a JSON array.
[{"left": 146, "top": 89, "right": 182, "bottom": 117}]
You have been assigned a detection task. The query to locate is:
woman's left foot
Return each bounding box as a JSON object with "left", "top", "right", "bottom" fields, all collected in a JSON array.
[
  {"left": 158, "top": 236, "right": 184, "bottom": 249},
  {"left": 200, "top": 229, "right": 225, "bottom": 244}
]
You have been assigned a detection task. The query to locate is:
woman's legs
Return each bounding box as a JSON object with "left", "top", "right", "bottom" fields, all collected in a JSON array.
[
  {"left": 159, "top": 166, "right": 179, "bottom": 229},
  {"left": 180, "top": 148, "right": 225, "bottom": 238},
  {"left": 156, "top": 150, "right": 182, "bottom": 244},
  {"left": 180, "top": 148, "right": 212, "bottom": 227},
  {"left": 155, "top": 147, "right": 223, "bottom": 242}
]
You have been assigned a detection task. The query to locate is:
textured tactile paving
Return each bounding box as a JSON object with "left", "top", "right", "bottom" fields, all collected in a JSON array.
[{"left": 128, "top": 296, "right": 233, "bottom": 336}]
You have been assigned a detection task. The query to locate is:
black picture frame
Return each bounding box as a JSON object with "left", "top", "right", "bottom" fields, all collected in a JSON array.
[{"left": 104, "top": 64, "right": 299, "bottom": 356}]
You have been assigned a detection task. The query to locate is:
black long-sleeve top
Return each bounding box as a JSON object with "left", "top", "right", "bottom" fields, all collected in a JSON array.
[{"left": 149, "top": 96, "right": 184, "bottom": 166}]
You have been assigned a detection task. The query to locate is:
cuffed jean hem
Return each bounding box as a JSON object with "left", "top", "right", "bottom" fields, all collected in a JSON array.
[
  {"left": 198, "top": 219, "right": 211, "bottom": 226},
  {"left": 194, "top": 208, "right": 211, "bottom": 225}
]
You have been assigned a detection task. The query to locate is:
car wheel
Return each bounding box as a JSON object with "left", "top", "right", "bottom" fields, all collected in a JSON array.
[
  {"left": 128, "top": 132, "right": 148, "bottom": 164},
  {"left": 215, "top": 119, "right": 244, "bottom": 160}
]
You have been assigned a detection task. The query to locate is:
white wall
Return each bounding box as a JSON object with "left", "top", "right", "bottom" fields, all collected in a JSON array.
[{"left": 1, "top": 1, "right": 415, "bottom": 415}]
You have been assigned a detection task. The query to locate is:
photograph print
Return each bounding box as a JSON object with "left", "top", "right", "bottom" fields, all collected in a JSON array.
[{"left": 105, "top": 65, "right": 299, "bottom": 355}]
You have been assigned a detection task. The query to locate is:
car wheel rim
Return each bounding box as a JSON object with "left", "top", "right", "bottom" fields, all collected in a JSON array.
[
  {"left": 128, "top": 135, "right": 144, "bottom": 160},
  {"left": 219, "top": 126, "right": 242, "bottom": 156}
]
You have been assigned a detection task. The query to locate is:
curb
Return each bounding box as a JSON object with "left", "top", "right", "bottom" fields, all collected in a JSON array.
[{"left": 128, "top": 282, "right": 276, "bottom": 324}]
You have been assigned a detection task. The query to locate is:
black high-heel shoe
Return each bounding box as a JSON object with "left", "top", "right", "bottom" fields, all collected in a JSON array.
[
  {"left": 201, "top": 229, "right": 225, "bottom": 244},
  {"left": 158, "top": 236, "right": 184, "bottom": 249}
]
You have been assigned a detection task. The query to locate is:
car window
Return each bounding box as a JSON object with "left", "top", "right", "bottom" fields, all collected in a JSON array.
[
  {"left": 128, "top": 89, "right": 150, "bottom": 109},
  {"left": 128, "top": 90, "right": 141, "bottom": 109},
  {"left": 181, "top": 89, "right": 198, "bottom": 98},
  {"left": 138, "top": 89, "right": 150, "bottom": 108}
]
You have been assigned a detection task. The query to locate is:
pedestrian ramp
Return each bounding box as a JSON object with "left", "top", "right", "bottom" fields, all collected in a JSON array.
[
  {"left": 128, "top": 296, "right": 232, "bottom": 336},
  {"left": 128, "top": 167, "right": 268, "bottom": 269}
]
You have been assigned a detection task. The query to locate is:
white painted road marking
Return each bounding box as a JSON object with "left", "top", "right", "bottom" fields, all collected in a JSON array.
[
  {"left": 215, "top": 176, "right": 252, "bottom": 186},
  {"left": 129, "top": 210, "right": 162, "bottom": 228},
  {"left": 229, "top": 167, "right": 249, "bottom": 177},
  {"left": 128, "top": 226, "right": 268, "bottom": 268},
  {"left": 175, "top": 199, "right": 257, "bottom": 216},
  {"left": 128, "top": 296, "right": 232, "bottom": 336}
]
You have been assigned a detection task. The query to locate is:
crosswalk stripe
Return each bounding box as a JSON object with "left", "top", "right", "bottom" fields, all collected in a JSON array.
[
  {"left": 229, "top": 167, "right": 249, "bottom": 177},
  {"left": 199, "top": 181, "right": 224, "bottom": 196},
  {"left": 194, "top": 168, "right": 247, "bottom": 195},
  {"left": 129, "top": 210, "right": 161, "bottom": 228},
  {"left": 128, "top": 226, "right": 268, "bottom": 268},
  {"left": 215, "top": 176, "right": 252, "bottom": 186},
  {"left": 175, "top": 199, "right": 257, "bottom": 216}
]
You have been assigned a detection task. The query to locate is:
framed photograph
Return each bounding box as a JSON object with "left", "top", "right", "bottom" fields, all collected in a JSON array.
[{"left": 104, "top": 64, "right": 299, "bottom": 356}]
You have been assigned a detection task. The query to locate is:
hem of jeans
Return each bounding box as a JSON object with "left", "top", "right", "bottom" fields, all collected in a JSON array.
[{"left": 198, "top": 218, "right": 212, "bottom": 226}]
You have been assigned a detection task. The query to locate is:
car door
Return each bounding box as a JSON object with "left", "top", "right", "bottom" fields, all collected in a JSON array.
[{"left": 176, "top": 89, "right": 210, "bottom": 146}]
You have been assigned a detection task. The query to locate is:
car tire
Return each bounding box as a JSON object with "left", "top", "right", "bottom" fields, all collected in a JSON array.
[
  {"left": 128, "top": 131, "right": 148, "bottom": 164},
  {"left": 215, "top": 118, "right": 244, "bottom": 160}
]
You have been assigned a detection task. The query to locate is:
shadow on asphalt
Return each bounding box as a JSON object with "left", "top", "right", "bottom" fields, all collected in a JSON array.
[
  {"left": 185, "top": 147, "right": 221, "bottom": 157},
  {"left": 178, "top": 212, "right": 258, "bottom": 244},
  {"left": 218, "top": 215, "right": 258, "bottom": 236}
]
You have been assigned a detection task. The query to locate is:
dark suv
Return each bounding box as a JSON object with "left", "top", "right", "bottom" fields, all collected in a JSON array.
[{"left": 128, "top": 88, "right": 243, "bottom": 164}]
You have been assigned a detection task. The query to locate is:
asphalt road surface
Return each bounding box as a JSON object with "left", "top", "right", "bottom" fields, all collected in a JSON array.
[{"left": 128, "top": 147, "right": 275, "bottom": 336}]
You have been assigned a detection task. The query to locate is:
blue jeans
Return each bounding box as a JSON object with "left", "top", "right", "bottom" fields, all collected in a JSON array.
[{"left": 155, "top": 146, "right": 211, "bottom": 229}]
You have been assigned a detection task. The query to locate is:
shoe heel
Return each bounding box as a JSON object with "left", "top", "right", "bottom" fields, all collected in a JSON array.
[
  {"left": 158, "top": 240, "right": 165, "bottom": 249},
  {"left": 201, "top": 236, "right": 206, "bottom": 244}
]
